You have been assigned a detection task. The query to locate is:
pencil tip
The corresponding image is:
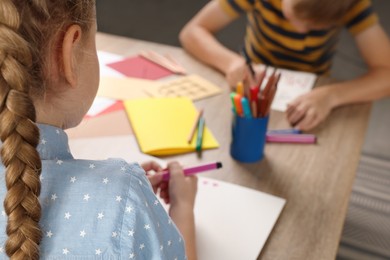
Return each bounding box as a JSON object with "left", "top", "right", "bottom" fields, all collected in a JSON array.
[{"left": 216, "top": 162, "right": 223, "bottom": 168}]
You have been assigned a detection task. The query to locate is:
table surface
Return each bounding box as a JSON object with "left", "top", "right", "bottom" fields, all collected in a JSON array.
[{"left": 94, "top": 32, "right": 371, "bottom": 260}]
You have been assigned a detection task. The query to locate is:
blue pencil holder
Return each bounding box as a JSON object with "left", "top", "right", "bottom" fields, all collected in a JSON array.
[{"left": 230, "top": 115, "right": 269, "bottom": 163}]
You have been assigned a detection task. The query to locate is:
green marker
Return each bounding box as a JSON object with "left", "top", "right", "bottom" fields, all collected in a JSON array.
[
  {"left": 230, "top": 92, "right": 237, "bottom": 114},
  {"left": 196, "top": 117, "right": 205, "bottom": 155}
]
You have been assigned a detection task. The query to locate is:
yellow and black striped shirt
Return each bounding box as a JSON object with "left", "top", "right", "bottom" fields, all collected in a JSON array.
[{"left": 218, "top": 0, "right": 378, "bottom": 74}]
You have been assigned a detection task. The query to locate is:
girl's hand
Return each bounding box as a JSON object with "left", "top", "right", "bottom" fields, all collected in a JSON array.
[
  {"left": 141, "top": 161, "right": 164, "bottom": 194},
  {"left": 286, "top": 87, "right": 335, "bottom": 131},
  {"left": 167, "top": 162, "right": 198, "bottom": 210}
]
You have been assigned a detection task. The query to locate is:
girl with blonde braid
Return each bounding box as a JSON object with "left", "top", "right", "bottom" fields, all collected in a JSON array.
[{"left": 0, "top": 1, "right": 197, "bottom": 259}]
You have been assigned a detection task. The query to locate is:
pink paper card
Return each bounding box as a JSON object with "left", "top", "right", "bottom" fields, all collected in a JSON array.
[{"left": 107, "top": 55, "right": 174, "bottom": 80}]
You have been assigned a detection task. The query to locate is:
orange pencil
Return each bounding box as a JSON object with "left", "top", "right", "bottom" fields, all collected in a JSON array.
[
  {"left": 236, "top": 81, "right": 244, "bottom": 96},
  {"left": 234, "top": 94, "right": 243, "bottom": 116},
  {"left": 187, "top": 109, "right": 204, "bottom": 143}
]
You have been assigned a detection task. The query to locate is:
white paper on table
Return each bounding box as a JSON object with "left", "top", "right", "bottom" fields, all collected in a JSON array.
[
  {"left": 68, "top": 135, "right": 166, "bottom": 166},
  {"left": 86, "top": 97, "right": 117, "bottom": 117},
  {"left": 256, "top": 65, "right": 317, "bottom": 112},
  {"left": 161, "top": 177, "right": 286, "bottom": 260},
  {"left": 98, "top": 51, "right": 125, "bottom": 78}
]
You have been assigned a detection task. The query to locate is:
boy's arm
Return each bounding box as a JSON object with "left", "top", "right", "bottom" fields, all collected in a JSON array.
[
  {"left": 287, "top": 24, "right": 390, "bottom": 131},
  {"left": 179, "top": 0, "right": 246, "bottom": 85},
  {"left": 330, "top": 24, "right": 390, "bottom": 105}
]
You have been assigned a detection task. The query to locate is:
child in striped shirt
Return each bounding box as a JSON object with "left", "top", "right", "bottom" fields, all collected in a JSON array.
[{"left": 180, "top": 0, "right": 390, "bottom": 130}]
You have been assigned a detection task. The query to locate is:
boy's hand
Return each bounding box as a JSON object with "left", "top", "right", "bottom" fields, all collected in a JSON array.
[
  {"left": 226, "top": 57, "right": 247, "bottom": 88},
  {"left": 286, "top": 87, "right": 335, "bottom": 131}
]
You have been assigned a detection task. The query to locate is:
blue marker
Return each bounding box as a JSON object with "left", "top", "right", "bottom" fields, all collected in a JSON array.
[
  {"left": 241, "top": 97, "right": 252, "bottom": 118},
  {"left": 267, "top": 129, "right": 302, "bottom": 134}
]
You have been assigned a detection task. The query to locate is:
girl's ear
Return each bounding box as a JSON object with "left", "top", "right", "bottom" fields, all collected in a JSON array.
[{"left": 61, "top": 24, "right": 83, "bottom": 88}]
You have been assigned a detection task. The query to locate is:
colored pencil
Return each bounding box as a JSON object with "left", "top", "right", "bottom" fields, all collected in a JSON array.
[{"left": 187, "top": 109, "right": 204, "bottom": 143}]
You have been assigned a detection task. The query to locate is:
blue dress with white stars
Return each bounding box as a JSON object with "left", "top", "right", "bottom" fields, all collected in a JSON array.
[{"left": 0, "top": 124, "right": 186, "bottom": 259}]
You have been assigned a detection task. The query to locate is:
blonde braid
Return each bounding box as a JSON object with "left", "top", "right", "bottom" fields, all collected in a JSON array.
[
  {"left": 1, "top": 0, "right": 94, "bottom": 258},
  {"left": 0, "top": 1, "right": 43, "bottom": 259}
]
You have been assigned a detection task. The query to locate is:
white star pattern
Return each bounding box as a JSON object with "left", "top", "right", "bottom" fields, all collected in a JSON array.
[
  {"left": 97, "top": 212, "right": 104, "bottom": 219},
  {"left": 22, "top": 127, "right": 188, "bottom": 260},
  {"left": 0, "top": 247, "right": 3, "bottom": 253},
  {"left": 64, "top": 212, "right": 71, "bottom": 219},
  {"left": 168, "top": 219, "right": 172, "bottom": 225},
  {"left": 1, "top": 211, "right": 5, "bottom": 217},
  {"left": 83, "top": 194, "right": 90, "bottom": 201}
]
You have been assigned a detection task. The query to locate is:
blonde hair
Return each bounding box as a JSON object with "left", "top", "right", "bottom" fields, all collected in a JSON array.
[
  {"left": 293, "top": 0, "right": 359, "bottom": 25},
  {"left": 0, "top": 0, "right": 94, "bottom": 259}
]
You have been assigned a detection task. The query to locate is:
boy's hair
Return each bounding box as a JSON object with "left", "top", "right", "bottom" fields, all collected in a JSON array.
[
  {"left": 0, "top": 0, "right": 94, "bottom": 259},
  {"left": 293, "top": 0, "right": 359, "bottom": 25}
]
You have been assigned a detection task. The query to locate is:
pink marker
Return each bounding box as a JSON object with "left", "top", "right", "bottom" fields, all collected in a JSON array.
[
  {"left": 162, "top": 162, "right": 223, "bottom": 181},
  {"left": 266, "top": 134, "right": 317, "bottom": 144}
]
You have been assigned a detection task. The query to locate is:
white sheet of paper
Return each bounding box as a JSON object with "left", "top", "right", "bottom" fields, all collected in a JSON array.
[
  {"left": 272, "top": 68, "right": 316, "bottom": 111},
  {"left": 86, "top": 97, "right": 117, "bottom": 117},
  {"left": 98, "top": 51, "right": 125, "bottom": 78},
  {"left": 257, "top": 66, "right": 317, "bottom": 112},
  {"left": 161, "top": 177, "right": 286, "bottom": 260},
  {"left": 68, "top": 135, "right": 166, "bottom": 166}
]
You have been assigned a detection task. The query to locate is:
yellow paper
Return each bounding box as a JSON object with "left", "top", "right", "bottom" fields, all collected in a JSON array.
[
  {"left": 97, "top": 77, "right": 159, "bottom": 100},
  {"left": 124, "top": 97, "right": 219, "bottom": 156}
]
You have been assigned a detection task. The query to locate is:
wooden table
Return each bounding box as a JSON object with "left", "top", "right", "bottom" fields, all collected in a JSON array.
[{"left": 95, "top": 32, "right": 371, "bottom": 260}]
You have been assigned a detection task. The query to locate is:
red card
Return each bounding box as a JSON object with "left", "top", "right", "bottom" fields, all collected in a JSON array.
[{"left": 107, "top": 56, "right": 173, "bottom": 80}]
